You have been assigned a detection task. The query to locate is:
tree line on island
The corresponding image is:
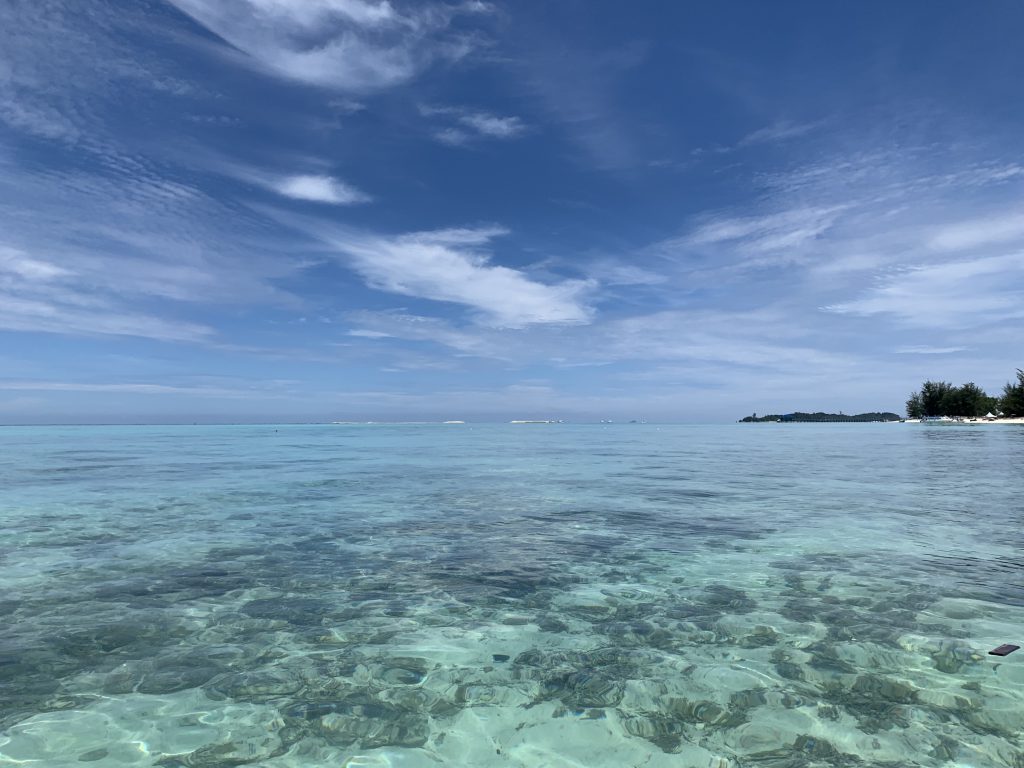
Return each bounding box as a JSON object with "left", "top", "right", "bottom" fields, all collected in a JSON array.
[
  {"left": 740, "top": 411, "right": 901, "bottom": 423},
  {"left": 906, "top": 368, "right": 1024, "bottom": 419}
]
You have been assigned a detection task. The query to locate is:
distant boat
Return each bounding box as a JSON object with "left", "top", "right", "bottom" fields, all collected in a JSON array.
[
  {"left": 443, "top": 420, "right": 465, "bottom": 424},
  {"left": 510, "top": 420, "right": 556, "bottom": 424}
]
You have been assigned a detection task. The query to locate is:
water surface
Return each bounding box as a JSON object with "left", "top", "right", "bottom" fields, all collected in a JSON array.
[{"left": 1, "top": 423, "right": 1022, "bottom": 767}]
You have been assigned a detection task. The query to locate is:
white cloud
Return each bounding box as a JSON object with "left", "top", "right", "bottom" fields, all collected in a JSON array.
[
  {"left": 208, "top": 159, "right": 372, "bottom": 205},
  {"left": 166, "top": 0, "right": 487, "bottom": 91},
  {"left": 327, "top": 226, "right": 594, "bottom": 327},
  {"left": 457, "top": 112, "right": 525, "bottom": 139},
  {"left": 274, "top": 174, "right": 370, "bottom": 204},
  {"left": 422, "top": 105, "right": 527, "bottom": 145},
  {"left": 254, "top": 0, "right": 398, "bottom": 27}
]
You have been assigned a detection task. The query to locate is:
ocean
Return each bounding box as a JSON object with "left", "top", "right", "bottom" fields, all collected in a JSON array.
[{"left": 1, "top": 423, "right": 1022, "bottom": 767}]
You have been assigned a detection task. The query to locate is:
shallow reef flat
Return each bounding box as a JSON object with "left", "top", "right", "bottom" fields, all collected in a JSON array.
[{"left": 1, "top": 423, "right": 1023, "bottom": 767}]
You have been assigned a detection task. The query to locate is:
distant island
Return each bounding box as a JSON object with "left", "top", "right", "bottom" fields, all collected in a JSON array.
[
  {"left": 739, "top": 368, "right": 1024, "bottom": 424},
  {"left": 740, "top": 411, "right": 901, "bottom": 423}
]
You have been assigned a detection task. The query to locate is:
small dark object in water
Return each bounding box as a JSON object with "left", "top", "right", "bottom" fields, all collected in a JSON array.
[
  {"left": 492, "top": 654, "right": 510, "bottom": 663},
  {"left": 989, "top": 644, "right": 1019, "bottom": 657}
]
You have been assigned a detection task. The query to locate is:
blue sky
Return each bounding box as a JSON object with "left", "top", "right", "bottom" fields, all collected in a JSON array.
[{"left": 2, "top": 1, "right": 1023, "bottom": 423}]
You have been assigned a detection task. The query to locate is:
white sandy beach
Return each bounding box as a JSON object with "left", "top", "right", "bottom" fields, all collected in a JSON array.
[{"left": 908, "top": 417, "right": 1024, "bottom": 425}]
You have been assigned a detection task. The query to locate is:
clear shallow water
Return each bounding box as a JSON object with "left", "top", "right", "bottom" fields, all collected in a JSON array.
[{"left": 1, "top": 423, "right": 1022, "bottom": 768}]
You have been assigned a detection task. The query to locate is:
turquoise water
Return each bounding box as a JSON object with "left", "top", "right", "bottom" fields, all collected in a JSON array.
[{"left": 1, "top": 423, "right": 1022, "bottom": 767}]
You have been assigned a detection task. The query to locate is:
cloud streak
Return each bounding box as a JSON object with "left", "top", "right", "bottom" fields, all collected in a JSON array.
[
  {"left": 421, "top": 105, "right": 527, "bottom": 146},
  {"left": 737, "top": 120, "right": 822, "bottom": 147}
]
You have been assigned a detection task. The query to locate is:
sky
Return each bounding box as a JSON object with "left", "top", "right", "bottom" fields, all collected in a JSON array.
[{"left": 2, "top": 0, "right": 1024, "bottom": 423}]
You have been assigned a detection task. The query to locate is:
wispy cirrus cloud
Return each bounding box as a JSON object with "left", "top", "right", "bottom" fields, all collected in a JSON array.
[
  {"left": 824, "top": 253, "right": 1024, "bottom": 328},
  {"left": 0, "top": 1, "right": 189, "bottom": 143},
  {"left": 0, "top": 292, "right": 214, "bottom": 343},
  {"left": 346, "top": 310, "right": 502, "bottom": 356},
  {"left": 690, "top": 120, "right": 824, "bottom": 157},
  {"left": 681, "top": 206, "right": 844, "bottom": 255},
  {"left": 658, "top": 147, "right": 1024, "bottom": 283},
  {"left": 625, "top": 143, "right": 1024, "bottom": 393},
  {"left": 166, "top": 0, "right": 493, "bottom": 91},
  {"left": 420, "top": 105, "right": 527, "bottom": 146},
  {"left": 737, "top": 119, "right": 822, "bottom": 147},
  {"left": 605, "top": 309, "right": 854, "bottom": 371},
  {"left": 928, "top": 209, "right": 1024, "bottom": 251},
  {"left": 0, "top": 246, "right": 215, "bottom": 342},
  {"left": 0, "top": 146, "right": 310, "bottom": 344},
  {"left": 514, "top": 37, "right": 647, "bottom": 170}
]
